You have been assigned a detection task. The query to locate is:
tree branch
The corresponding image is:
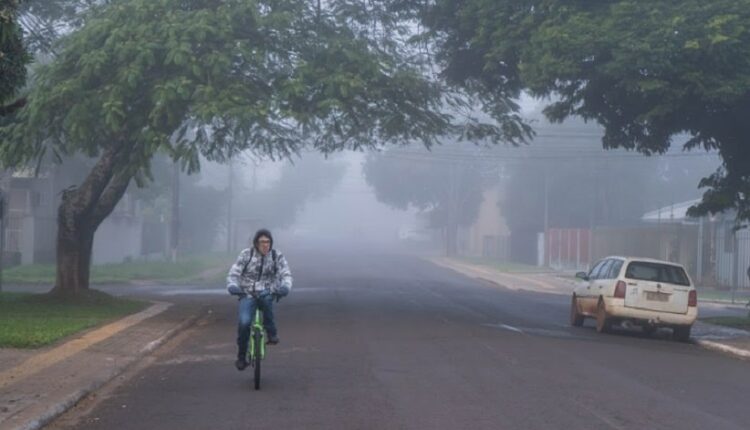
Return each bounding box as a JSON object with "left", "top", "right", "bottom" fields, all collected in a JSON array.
[
  {"left": 0, "top": 97, "right": 27, "bottom": 116},
  {"left": 64, "top": 140, "right": 129, "bottom": 217},
  {"left": 91, "top": 167, "right": 133, "bottom": 227}
]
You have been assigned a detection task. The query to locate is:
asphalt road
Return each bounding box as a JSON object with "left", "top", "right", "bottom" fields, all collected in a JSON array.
[{"left": 47, "top": 250, "right": 750, "bottom": 430}]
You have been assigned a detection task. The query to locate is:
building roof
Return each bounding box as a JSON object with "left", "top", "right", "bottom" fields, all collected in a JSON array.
[{"left": 641, "top": 199, "right": 702, "bottom": 223}]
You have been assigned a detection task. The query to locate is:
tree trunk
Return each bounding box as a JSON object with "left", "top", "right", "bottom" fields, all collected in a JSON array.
[
  {"left": 54, "top": 212, "right": 96, "bottom": 295},
  {"left": 51, "top": 143, "right": 133, "bottom": 296}
]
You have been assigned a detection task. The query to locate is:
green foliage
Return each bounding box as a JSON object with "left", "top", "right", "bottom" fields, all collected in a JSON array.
[
  {"left": 1, "top": 0, "right": 486, "bottom": 180},
  {"left": 412, "top": 0, "right": 750, "bottom": 224},
  {"left": 0, "top": 0, "right": 29, "bottom": 107},
  {"left": 18, "top": 0, "right": 103, "bottom": 55},
  {"left": 0, "top": 291, "right": 146, "bottom": 348},
  {"left": 2, "top": 254, "right": 231, "bottom": 284}
]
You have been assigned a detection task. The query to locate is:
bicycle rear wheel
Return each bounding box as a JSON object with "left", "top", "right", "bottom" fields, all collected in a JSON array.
[{"left": 253, "top": 331, "right": 262, "bottom": 390}]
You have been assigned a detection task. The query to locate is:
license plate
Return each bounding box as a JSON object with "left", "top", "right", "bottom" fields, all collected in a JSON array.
[{"left": 646, "top": 292, "right": 670, "bottom": 302}]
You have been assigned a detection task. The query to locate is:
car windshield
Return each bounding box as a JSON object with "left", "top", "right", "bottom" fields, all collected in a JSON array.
[{"left": 625, "top": 261, "right": 691, "bottom": 286}]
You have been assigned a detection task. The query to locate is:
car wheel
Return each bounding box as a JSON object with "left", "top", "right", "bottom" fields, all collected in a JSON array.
[
  {"left": 570, "top": 295, "right": 584, "bottom": 327},
  {"left": 643, "top": 325, "right": 657, "bottom": 336},
  {"left": 673, "top": 325, "right": 692, "bottom": 342},
  {"left": 595, "top": 299, "right": 612, "bottom": 334}
]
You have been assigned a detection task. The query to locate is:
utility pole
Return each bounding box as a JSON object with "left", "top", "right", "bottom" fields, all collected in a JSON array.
[
  {"left": 0, "top": 189, "right": 4, "bottom": 293},
  {"left": 170, "top": 162, "right": 180, "bottom": 263},
  {"left": 227, "top": 161, "right": 233, "bottom": 254},
  {"left": 697, "top": 216, "right": 704, "bottom": 285},
  {"left": 732, "top": 226, "right": 739, "bottom": 304},
  {"left": 588, "top": 170, "right": 596, "bottom": 268},
  {"left": 252, "top": 158, "right": 257, "bottom": 192},
  {"left": 543, "top": 168, "right": 549, "bottom": 267}
]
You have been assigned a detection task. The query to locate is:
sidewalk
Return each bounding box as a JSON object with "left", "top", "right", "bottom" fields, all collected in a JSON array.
[
  {"left": 0, "top": 301, "right": 204, "bottom": 430},
  {"left": 430, "top": 257, "right": 574, "bottom": 296},
  {"left": 431, "top": 257, "right": 750, "bottom": 362}
]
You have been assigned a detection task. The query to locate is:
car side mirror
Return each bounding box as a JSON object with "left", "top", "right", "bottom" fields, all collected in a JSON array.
[{"left": 575, "top": 272, "right": 589, "bottom": 281}]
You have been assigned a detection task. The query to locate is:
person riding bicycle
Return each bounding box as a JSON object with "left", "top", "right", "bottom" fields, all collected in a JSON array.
[{"left": 227, "top": 229, "right": 293, "bottom": 371}]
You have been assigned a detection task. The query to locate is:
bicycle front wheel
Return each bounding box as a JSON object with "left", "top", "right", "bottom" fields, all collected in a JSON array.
[{"left": 253, "top": 331, "right": 262, "bottom": 390}]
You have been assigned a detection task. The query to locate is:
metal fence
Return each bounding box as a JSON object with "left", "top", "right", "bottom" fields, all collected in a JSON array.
[{"left": 715, "top": 223, "right": 750, "bottom": 289}]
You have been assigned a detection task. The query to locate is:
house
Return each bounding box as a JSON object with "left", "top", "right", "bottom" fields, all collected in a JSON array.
[
  {"left": 1, "top": 168, "right": 148, "bottom": 266},
  {"left": 640, "top": 200, "right": 750, "bottom": 289},
  {"left": 541, "top": 199, "right": 749, "bottom": 289}
]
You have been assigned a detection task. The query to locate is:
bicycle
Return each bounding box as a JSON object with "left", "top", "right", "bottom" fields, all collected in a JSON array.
[
  {"left": 230, "top": 285, "right": 269, "bottom": 391},
  {"left": 246, "top": 290, "right": 266, "bottom": 391}
]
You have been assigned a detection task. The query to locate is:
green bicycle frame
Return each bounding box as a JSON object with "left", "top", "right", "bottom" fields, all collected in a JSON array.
[{"left": 247, "top": 306, "right": 266, "bottom": 361}]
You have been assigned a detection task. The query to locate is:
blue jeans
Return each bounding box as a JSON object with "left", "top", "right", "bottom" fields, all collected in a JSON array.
[{"left": 237, "top": 293, "right": 276, "bottom": 359}]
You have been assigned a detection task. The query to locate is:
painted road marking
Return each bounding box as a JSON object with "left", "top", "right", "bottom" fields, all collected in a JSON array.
[{"left": 499, "top": 324, "right": 524, "bottom": 333}]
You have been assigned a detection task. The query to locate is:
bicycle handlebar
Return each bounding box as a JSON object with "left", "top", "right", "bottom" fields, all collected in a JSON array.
[{"left": 230, "top": 282, "right": 274, "bottom": 300}]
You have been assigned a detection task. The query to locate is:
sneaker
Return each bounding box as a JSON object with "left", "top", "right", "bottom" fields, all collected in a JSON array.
[
  {"left": 267, "top": 335, "right": 279, "bottom": 345},
  {"left": 235, "top": 358, "right": 248, "bottom": 371}
]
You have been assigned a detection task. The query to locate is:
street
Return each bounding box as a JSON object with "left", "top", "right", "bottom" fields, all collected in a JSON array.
[{"left": 47, "top": 250, "right": 750, "bottom": 430}]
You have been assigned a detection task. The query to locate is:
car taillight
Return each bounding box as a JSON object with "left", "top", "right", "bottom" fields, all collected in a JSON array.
[
  {"left": 614, "top": 280, "right": 627, "bottom": 298},
  {"left": 688, "top": 290, "right": 697, "bottom": 307}
]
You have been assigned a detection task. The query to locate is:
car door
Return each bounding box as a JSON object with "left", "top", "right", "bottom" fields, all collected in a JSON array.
[
  {"left": 576, "top": 260, "right": 601, "bottom": 298},
  {"left": 577, "top": 259, "right": 606, "bottom": 314},
  {"left": 605, "top": 259, "right": 625, "bottom": 296},
  {"left": 591, "top": 259, "right": 614, "bottom": 298}
]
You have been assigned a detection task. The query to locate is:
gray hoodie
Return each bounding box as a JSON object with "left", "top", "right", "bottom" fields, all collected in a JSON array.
[{"left": 226, "top": 247, "right": 293, "bottom": 295}]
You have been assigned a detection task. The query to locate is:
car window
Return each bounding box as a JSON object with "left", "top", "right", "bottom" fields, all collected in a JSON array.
[
  {"left": 624, "top": 261, "right": 691, "bottom": 286},
  {"left": 588, "top": 260, "right": 606, "bottom": 279},
  {"left": 607, "top": 260, "right": 624, "bottom": 279},
  {"left": 596, "top": 259, "right": 614, "bottom": 280}
]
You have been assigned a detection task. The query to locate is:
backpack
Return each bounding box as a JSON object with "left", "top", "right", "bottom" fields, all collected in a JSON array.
[{"left": 241, "top": 248, "right": 278, "bottom": 280}]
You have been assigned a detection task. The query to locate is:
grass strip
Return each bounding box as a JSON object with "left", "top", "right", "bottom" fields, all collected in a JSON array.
[
  {"left": 0, "top": 291, "right": 147, "bottom": 348},
  {"left": 2, "top": 254, "right": 233, "bottom": 285},
  {"left": 701, "top": 316, "right": 750, "bottom": 331}
]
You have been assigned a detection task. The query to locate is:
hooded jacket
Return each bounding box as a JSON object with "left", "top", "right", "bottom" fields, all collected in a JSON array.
[{"left": 226, "top": 230, "right": 293, "bottom": 295}]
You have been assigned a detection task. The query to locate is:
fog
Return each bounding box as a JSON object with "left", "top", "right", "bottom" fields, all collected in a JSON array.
[
  {"left": 5, "top": 3, "right": 750, "bottom": 427},
  {"left": 5, "top": 110, "right": 718, "bottom": 277},
  {"left": 0, "top": 0, "right": 732, "bottom": 288},
  {"left": 135, "top": 105, "right": 720, "bottom": 275},
  {"left": 199, "top": 151, "right": 422, "bottom": 254}
]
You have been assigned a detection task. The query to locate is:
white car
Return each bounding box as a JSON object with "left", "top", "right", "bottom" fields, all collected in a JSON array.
[{"left": 570, "top": 256, "right": 698, "bottom": 341}]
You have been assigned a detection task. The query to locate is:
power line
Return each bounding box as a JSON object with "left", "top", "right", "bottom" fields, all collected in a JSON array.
[{"left": 376, "top": 149, "right": 719, "bottom": 163}]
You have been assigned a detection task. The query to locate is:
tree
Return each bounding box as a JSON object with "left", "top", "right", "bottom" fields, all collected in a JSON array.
[
  {"left": 363, "top": 145, "right": 489, "bottom": 256},
  {"left": 0, "top": 0, "right": 497, "bottom": 295},
  {"left": 17, "top": 0, "right": 104, "bottom": 56},
  {"left": 408, "top": 0, "right": 750, "bottom": 225},
  {"left": 0, "top": 0, "right": 29, "bottom": 115},
  {"left": 2, "top": 0, "right": 98, "bottom": 114}
]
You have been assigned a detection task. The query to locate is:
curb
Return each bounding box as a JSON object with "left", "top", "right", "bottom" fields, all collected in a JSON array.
[
  {"left": 474, "top": 275, "right": 568, "bottom": 296},
  {"left": 430, "top": 258, "right": 750, "bottom": 362},
  {"left": 698, "top": 299, "right": 749, "bottom": 308},
  {"left": 696, "top": 339, "right": 750, "bottom": 361},
  {"left": 13, "top": 310, "right": 205, "bottom": 430}
]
